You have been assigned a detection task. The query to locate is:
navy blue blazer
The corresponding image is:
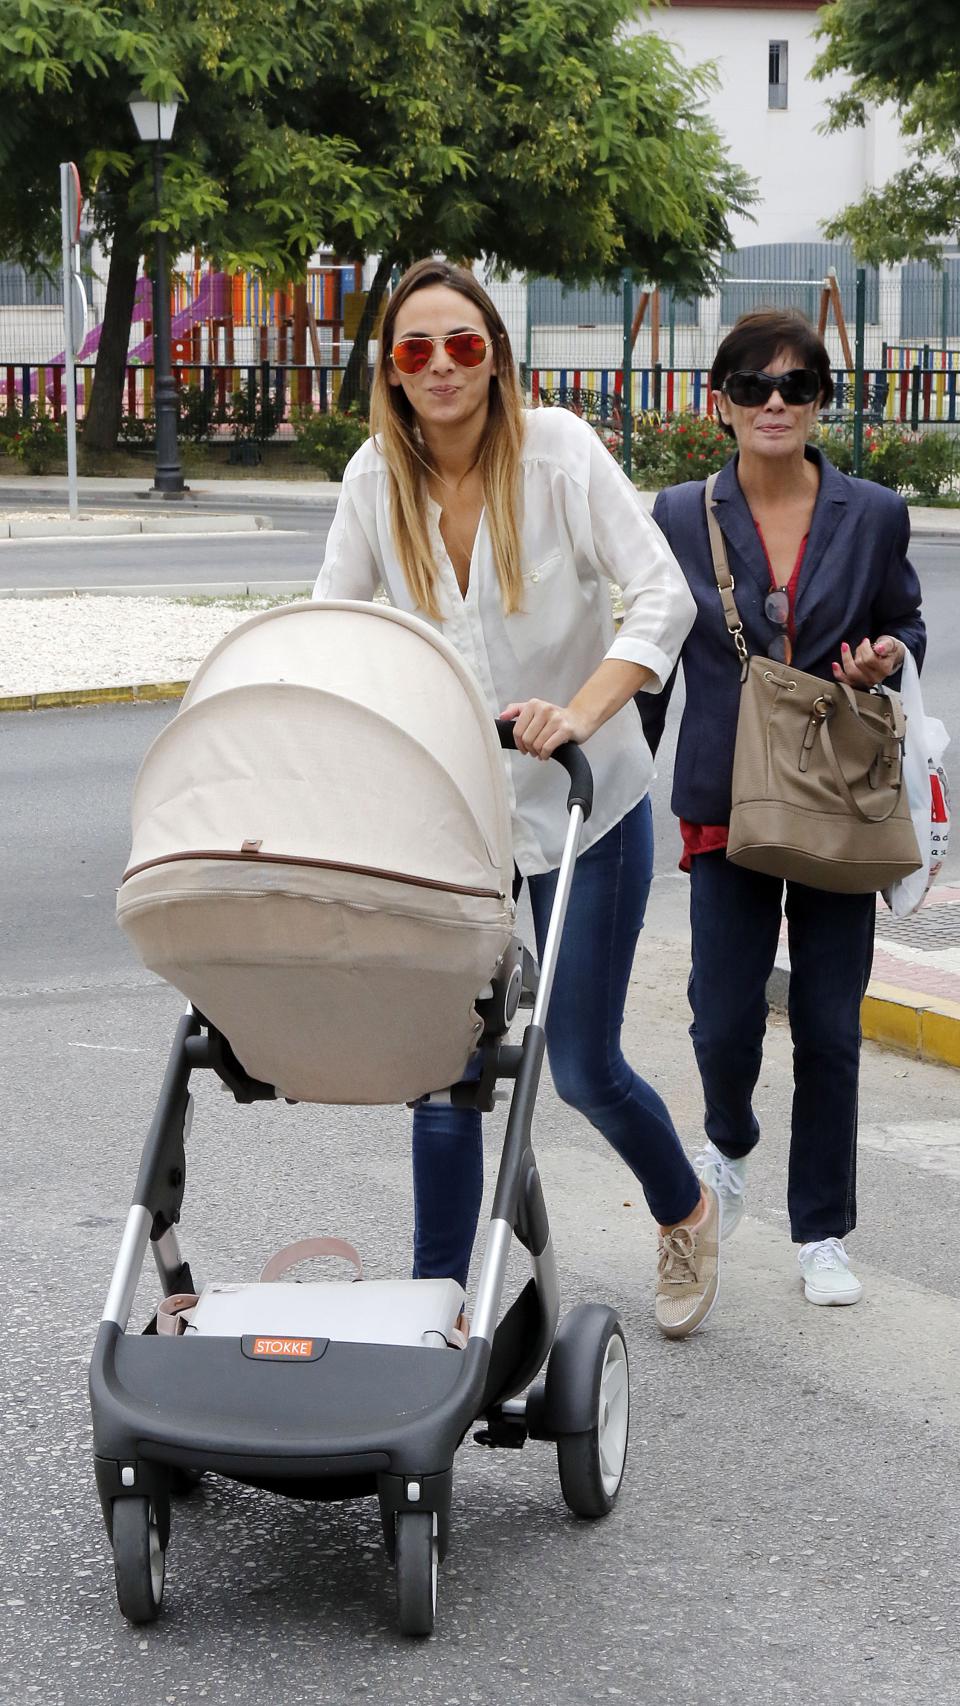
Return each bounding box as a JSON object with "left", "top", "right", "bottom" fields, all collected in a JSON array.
[{"left": 644, "top": 448, "right": 926, "bottom": 825}]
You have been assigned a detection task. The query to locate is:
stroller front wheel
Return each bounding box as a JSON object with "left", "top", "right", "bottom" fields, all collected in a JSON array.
[
  {"left": 112, "top": 1496, "right": 166, "bottom": 1624},
  {"left": 394, "top": 1511, "right": 438, "bottom": 1637},
  {"left": 555, "top": 1316, "right": 630, "bottom": 1519}
]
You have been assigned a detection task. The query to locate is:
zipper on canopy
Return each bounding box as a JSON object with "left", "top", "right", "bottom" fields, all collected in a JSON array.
[{"left": 121, "top": 847, "right": 502, "bottom": 901}]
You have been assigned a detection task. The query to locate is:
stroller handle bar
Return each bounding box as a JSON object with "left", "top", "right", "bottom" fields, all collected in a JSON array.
[{"left": 495, "top": 718, "right": 593, "bottom": 822}]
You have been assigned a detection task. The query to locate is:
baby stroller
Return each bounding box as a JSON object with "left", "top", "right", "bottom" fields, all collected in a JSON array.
[{"left": 90, "top": 601, "right": 630, "bottom": 1636}]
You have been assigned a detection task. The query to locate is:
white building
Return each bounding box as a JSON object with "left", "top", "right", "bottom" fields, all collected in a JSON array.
[
  {"left": 631, "top": 0, "right": 910, "bottom": 250},
  {"left": 515, "top": 0, "right": 953, "bottom": 374}
]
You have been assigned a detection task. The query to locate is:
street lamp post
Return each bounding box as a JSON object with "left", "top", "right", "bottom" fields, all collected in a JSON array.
[{"left": 129, "top": 96, "right": 185, "bottom": 495}]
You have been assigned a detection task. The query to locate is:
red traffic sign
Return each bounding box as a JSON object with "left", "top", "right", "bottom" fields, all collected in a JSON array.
[{"left": 65, "top": 162, "right": 82, "bottom": 244}]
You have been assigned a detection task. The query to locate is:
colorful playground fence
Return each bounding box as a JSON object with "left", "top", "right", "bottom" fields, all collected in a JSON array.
[{"left": 8, "top": 356, "right": 960, "bottom": 433}]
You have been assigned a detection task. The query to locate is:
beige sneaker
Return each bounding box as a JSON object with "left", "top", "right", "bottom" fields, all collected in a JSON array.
[{"left": 654, "top": 1185, "right": 720, "bottom": 1340}]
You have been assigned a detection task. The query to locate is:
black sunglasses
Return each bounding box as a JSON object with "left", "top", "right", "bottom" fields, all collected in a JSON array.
[
  {"left": 722, "top": 368, "right": 821, "bottom": 408},
  {"left": 764, "top": 587, "right": 793, "bottom": 665}
]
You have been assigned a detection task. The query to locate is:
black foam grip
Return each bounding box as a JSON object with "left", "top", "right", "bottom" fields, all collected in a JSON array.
[{"left": 495, "top": 718, "right": 594, "bottom": 821}]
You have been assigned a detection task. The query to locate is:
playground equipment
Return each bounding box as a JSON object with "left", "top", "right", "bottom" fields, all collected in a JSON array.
[{"left": 6, "top": 260, "right": 363, "bottom": 414}]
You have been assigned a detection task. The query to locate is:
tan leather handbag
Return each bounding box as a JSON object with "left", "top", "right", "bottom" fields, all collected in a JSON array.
[{"left": 704, "top": 475, "right": 921, "bottom": 894}]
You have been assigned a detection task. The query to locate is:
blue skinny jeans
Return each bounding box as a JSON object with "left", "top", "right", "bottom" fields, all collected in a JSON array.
[{"left": 411, "top": 797, "right": 700, "bottom": 1287}]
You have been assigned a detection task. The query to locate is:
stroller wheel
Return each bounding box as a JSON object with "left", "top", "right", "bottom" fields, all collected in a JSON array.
[
  {"left": 112, "top": 1496, "right": 166, "bottom": 1624},
  {"left": 555, "top": 1314, "right": 629, "bottom": 1519},
  {"left": 394, "top": 1511, "right": 438, "bottom": 1637}
]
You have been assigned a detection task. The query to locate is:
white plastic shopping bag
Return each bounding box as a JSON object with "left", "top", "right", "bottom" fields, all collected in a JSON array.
[{"left": 882, "top": 649, "right": 951, "bottom": 919}]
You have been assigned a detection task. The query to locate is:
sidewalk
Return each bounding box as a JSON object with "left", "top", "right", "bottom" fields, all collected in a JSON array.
[
  {"left": 774, "top": 885, "right": 960, "bottom": 1070},
  {"left": 2, "top": 473, "right": 960, "bottom": 540},
  {"left": 0, "top": 474, "right": 339, "bottom": 537},
  {"left": 644, "top": 872, "right": 960, "bottom": 1073}
]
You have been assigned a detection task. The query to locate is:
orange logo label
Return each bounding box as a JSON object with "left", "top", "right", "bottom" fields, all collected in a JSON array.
[{"left": 251, "top": 1337, "right": 314, "bottom": 1358}]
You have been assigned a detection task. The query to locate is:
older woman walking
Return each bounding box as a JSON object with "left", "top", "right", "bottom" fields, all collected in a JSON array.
[{"left": 644, "top": 309, "right": 925, "bottom": 1307}]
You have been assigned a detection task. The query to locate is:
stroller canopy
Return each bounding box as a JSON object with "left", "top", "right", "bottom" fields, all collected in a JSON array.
[{"left": 118, "top": 602, "right": 516, "bottom": 1103}]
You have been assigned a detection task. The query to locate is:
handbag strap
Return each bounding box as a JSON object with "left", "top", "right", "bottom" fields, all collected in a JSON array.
[
  {"left": 704, "top": 472, "right": 749, "bottom": 669},
  {"left": 819, "top": 683, "right": 906, "bottom": 824}
]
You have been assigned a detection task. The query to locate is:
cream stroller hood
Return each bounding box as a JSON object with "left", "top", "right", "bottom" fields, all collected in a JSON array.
[{"left": 117, "top": 601, "right": 516, "bottom": 1103}]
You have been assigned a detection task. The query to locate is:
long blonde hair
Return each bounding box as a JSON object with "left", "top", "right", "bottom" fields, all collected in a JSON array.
[{"left": 370, "top": 258, "right": 526, "bottom": 620}]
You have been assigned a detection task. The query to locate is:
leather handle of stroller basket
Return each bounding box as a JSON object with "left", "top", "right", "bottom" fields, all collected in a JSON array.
[{"left": 496, "top": 719, "right": 594, "bottom": 821}]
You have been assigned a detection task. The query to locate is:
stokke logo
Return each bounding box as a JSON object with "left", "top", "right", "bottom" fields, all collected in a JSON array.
[{"left": 252, "top": 1337, "right": 314, "bottom": 1358}]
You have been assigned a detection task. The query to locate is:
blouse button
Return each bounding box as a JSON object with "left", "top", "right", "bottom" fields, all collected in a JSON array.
[{"left": 531, "top": 571, "right": 540, "bottom": 583}]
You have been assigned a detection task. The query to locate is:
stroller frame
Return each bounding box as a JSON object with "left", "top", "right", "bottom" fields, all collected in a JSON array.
[{"left": 90, "top": 731, "right": 630, "bottom": 1634}]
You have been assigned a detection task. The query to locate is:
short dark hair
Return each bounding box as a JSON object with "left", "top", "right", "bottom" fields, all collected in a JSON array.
[{"left": 710, "top": 309, "right": 834, "bottom": 437}]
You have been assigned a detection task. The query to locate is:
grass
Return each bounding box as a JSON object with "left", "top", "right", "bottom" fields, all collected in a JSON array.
[
  {"left": 173, "top": 591, "right": 303, "bottom": 609},
  {"left": 1, "top": 441, "right": 333, "bottom": 481}
]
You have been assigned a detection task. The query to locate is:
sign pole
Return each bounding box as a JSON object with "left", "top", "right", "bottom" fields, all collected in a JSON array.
[{"left": 59, "top": 163, "right": 81, "bottom": 520}]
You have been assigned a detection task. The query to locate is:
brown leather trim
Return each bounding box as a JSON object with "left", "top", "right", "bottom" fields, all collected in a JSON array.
[{"left": 121, "top": 848, "right": 501, "bottom": 901}]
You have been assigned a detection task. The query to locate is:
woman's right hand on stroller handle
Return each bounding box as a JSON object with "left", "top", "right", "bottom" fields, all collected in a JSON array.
[{"left": 496, "top": 718, "right": 593, "bottom": 821}]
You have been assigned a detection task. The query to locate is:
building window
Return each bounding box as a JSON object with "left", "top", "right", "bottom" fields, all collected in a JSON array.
[{"left": 769, "top": 41, "right": 788, "bottom": 110}]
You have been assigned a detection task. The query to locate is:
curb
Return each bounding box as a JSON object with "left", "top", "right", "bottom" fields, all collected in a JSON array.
[
  {"left": 0, "top": 580, "right": 313, "bottom": 601},
  {"left": 0, "top": 513, "right": 272, "bottom": 541},
  {"left": 0, "top": 681, "right": 187, "bottom": 713},
  {"left": 767, "top": 964, "right": 960, "bottom": 1071}
]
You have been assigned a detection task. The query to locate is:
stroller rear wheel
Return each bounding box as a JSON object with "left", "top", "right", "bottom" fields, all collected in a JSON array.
[
  {"left": 112, "top": 1496, "right": 166, "bottom": 1624},
  {"left": 555, "top": 1313, "right": 629, "bottom": 1519},
  {"left": 394, "top": 1511, "right": 438, "bottom": 1636}
]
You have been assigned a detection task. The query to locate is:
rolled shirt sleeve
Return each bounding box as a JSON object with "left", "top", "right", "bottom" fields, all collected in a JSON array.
[{"left": 581, "top": 428, "right": 696, "bottom": 689}]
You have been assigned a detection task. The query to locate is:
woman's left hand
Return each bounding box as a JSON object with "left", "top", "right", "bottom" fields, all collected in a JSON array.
[
  {"left": 500, "top": 699, "right": 594, "bottom": 759},
  {"left": 832, "top": 635, "right": 905, "bottom": 689}
]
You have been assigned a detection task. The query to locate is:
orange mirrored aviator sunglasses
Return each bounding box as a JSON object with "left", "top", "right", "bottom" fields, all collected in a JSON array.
[{"left": 390, "top": 332, "right": 491, "bottom": 375}]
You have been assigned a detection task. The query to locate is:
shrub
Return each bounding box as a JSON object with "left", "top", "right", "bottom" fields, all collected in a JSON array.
[
  {"left": 633, "top": 411, "right": 733, "bottom": 487},
  {"left": 177, "top": 383, "right": 225, "bottom": 445},
  {"left": 4, "top": 413, "right": 66, "bottom": 474},
  {"left": 814, "top": 423, "right": 960, "bottom": 501},
  {"left": 116, "top": 408, "right": 154, "bottom": 446},
  {"left": 228, "top": 380, "right": 283, "bottom": 444},
  {"left": 291, "top": 404, "right": 369, "bottom": 477},
  {"left": 908, "top": 430, "right": 960, "bottom": 502}
]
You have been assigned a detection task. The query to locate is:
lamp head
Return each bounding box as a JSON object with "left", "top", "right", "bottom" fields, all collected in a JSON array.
[{"left": 129, "top": 96, "right": 180, "bottom": 143}]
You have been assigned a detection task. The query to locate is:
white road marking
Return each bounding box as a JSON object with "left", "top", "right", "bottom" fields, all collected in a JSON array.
[{"left": 69, "top": 1042, "right": 146, "bottom": 1053}]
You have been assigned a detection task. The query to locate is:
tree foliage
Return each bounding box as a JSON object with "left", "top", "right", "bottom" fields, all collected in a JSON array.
[
  {"left": 0, "top": 0, "right": 754, "bottom": 439},
  {"left": 814, "top": 0, "right": 960, "bottom": 261}
]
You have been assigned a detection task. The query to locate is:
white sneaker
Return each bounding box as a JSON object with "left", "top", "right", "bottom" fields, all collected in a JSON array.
[
  {"left": 693, "top": 1140, "right": 747, "bottom": 1241},
  {"left": 797, "top": 1238, "right": 863, "bottom": 1306}
]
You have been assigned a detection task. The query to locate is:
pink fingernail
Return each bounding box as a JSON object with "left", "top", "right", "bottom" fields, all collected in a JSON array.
[{"left": 842, "top": 643, "right": 849, "bottom": 653}]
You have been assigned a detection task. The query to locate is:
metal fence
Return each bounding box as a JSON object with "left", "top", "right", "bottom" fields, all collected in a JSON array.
[
  {"left": 5, "top": 250, "right": 960, "bottom": 479},
  {"left": 6, "top": 360, "right": 352, "bottom": 425}
]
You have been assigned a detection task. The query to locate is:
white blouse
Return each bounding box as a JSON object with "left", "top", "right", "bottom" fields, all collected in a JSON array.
[{"left": 314, "top": 406, "right": 695, "bottom": 874}]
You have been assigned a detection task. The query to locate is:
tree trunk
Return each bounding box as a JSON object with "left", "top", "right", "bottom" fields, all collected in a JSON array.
[
  {"left": 81, "top": 215, "right": 141, "bottom": 452},
  {"left": 338, "top": 251, "right": 394, "bottom": 412}
]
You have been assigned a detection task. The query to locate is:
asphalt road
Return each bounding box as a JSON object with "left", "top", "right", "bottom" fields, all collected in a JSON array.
[
  {"left": 2, "top": 551, "right": 960, "bottom": 1704},
  {"left": 0, "top": 524, "right": 328, "bottom": 592}
]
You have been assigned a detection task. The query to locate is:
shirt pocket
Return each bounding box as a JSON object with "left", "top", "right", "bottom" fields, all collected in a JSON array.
[{"left": 506, "top": 551, "right": 573, "bottom": 663}]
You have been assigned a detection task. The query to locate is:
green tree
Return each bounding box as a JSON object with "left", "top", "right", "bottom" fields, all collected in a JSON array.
[
  {"left": 0, "top": 0, "right": 753, "bottom": 438},
  {"left": 814, "top": 0, "right": 960, "bottom": 260},
  {"left": 333, "top": 0, "right": 756, "bottom": 405},
  {"left": 0, "top": 0, "right": 412, "bottom": 445}
]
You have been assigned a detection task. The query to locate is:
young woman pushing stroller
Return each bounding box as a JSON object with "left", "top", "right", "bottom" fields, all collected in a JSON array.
[{"left": 316, "top": 257, "right": 719, "bottom": 1340}]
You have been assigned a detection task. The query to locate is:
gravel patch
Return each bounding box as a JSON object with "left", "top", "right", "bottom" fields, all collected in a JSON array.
[{"left": 0, "top": 594, "right": 293, "bottom": 695}]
